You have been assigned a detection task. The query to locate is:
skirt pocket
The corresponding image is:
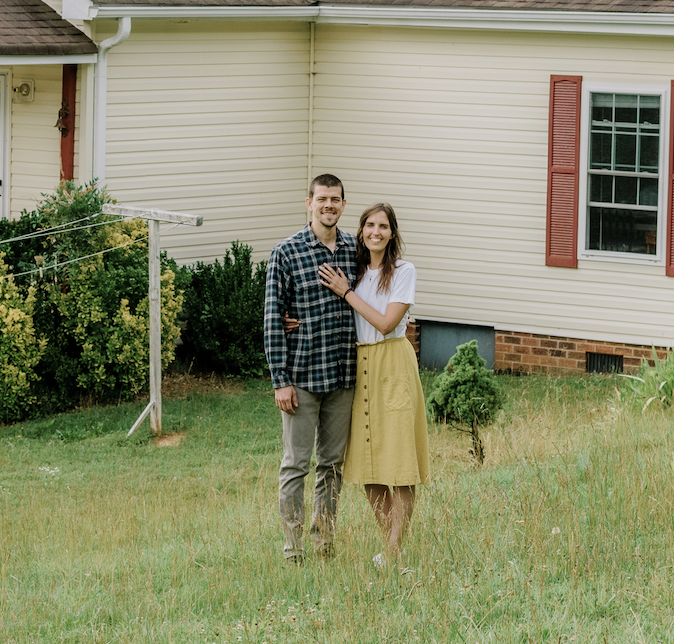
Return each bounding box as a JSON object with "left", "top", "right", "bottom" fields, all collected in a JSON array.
[{"left": 381, "top": 374, "right": 412, "bottom": 411}]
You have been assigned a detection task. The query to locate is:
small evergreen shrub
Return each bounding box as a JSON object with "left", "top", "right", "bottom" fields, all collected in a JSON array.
[
  {"left": 426, "top": 340, "right": 502, "bottom": 463},
  {"left": 180, "top": 242, "right": 267, "bottom": 377}
]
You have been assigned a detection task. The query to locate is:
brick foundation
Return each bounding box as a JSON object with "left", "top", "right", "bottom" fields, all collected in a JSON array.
[
  {"left": 406, "top": 321, "right": 421, "bottom": 361},
  {"left": 495, "top": 331, "right": 669, "bottom": 375}
]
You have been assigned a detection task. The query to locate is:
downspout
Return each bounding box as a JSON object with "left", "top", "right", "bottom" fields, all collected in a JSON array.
[
  {"left": 93, "top": 17, "right": 131, "bottom": 185},
  {"left": 306, "top": 21, "right": 315, "bottom": 215}
]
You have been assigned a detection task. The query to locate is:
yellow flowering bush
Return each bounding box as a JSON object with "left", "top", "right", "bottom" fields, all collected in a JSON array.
[
  {"left": 55, "top": 261, "right": 182, "bottom": 398},
  {"left": 0, "top": 255, "right": 46, "bottom": 422}
]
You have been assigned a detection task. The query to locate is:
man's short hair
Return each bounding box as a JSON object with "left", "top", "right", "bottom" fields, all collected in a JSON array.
[{"left": 309, "top": 174, "right": 344, "bottom": 200}]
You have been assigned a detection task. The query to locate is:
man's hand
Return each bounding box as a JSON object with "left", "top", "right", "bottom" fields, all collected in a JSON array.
[
  {"left": 283, "top": 312, "right": 301, "bottom": 334},
  {"left": 275, "top": 385, "right": 298, "bottom": 414}
]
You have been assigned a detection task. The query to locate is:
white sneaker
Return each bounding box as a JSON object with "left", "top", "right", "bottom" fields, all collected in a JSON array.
[{"left": 372, "top": 553, "right": 385, "bottom": 569}]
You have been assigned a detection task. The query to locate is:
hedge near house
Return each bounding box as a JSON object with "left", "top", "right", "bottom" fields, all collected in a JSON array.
[
  {"left": 0, "top": 182, "right": 182, "bottom": 421},
  {"left": 179, "top": 241, "right": 267, "bottom": 377}
]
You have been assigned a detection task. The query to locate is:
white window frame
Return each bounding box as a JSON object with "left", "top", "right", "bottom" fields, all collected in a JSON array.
[{"left": 578, "top": 82, "right": 670, "bottom": 266}]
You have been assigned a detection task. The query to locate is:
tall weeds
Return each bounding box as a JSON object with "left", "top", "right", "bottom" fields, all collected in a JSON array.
[
  {"left": 619, "top": 346, "right": 674, "bottom": 411},
  {"left": 1, "top": 374, "right": 673, "bottom": 642}
]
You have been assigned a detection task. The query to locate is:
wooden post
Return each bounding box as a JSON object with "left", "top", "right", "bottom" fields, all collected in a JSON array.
[
  {"left": 148, "top": 218, "right": 162, "bottom": 435},
  {"left": 60, "top": 64, "right": 77, "bottom": 181},
  {"left": 101, "top": 204, "right": 202, "bottom": 437}
]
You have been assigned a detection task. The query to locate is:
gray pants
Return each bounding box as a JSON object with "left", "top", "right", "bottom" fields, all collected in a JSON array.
[{"left": 279, "top": 386, "right": 354, "bottom": 559}]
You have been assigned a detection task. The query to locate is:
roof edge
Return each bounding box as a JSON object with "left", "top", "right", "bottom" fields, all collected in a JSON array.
[{"left": 92, "top": 5, "right": 674, "bottom": 37}]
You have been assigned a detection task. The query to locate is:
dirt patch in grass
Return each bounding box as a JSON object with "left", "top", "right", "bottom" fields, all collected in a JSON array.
[
  {"left": 153, "top": 431, "right": 187, "bottom": 447},
  {"left": 162, "top": 373, "right": 245, "bottom": 399}
]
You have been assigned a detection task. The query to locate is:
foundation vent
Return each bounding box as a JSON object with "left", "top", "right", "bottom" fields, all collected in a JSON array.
[{"left": 586, "top": 352, "right": 623, "bottom": 374}]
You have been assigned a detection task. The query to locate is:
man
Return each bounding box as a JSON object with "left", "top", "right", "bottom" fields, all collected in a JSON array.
[{"left": 264, "top": 174, "right": 357, "bottom": 564}]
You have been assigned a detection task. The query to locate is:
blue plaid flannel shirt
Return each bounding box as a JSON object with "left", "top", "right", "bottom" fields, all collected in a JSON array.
[{"left": 264, "top": 224, "right": 357, "bottom": 392}]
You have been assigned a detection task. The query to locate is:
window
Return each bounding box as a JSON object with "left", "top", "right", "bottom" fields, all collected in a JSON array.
[{"left": 578, "top": 85, "right": 668, "bottom": 263}]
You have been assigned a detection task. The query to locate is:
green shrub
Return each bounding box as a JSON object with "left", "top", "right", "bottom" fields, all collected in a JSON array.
[
  {"left": 0, "top": 208, "right": 46, "bottom": 278},
  {"left": 180, "top": 242, "right": 267, "bottom": 377},
  {"left": 50, "top": 255, "right": 182, "bottom": 402},
  {"left": 427, "top": 340, "right": 503, "bottom": 425},
  {"left": 426, "top": 340, "right": 502, "bottom": 463},
  {"left": 0, "top": 181, "right": 183, "bottom": 420},
  {"left": 620, "top": 346, "right": 674, "bottom": 411},
  {"left": 0, "top": 255, "right": 47, "bottom": 423}
]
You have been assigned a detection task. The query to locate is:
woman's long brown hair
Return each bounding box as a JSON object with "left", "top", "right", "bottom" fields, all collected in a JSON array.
[{"left": 354, "top": 202, "right": 405, "bottom": 294}]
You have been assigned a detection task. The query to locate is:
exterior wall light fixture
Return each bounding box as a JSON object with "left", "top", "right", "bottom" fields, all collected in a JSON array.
[{"left": 13, "top": 80, "right": 35, "bottom": 102}]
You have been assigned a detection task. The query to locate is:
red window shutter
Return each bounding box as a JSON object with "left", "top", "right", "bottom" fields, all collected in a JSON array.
[
  {"left": 546, "top": 75, "right": 582, "bottom": 268},
  {"left": 667, "top": 80, "right": 674, "bottom": 276}
]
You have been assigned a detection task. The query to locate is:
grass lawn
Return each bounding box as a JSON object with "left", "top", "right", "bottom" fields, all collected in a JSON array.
[{"left": 1, "top": 372, "right": 674, "bottom": 643}]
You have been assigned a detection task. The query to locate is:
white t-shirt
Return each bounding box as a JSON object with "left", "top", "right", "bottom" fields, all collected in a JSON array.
[{"left": 353, "top": 260, "right": 416, "bottom": 343}]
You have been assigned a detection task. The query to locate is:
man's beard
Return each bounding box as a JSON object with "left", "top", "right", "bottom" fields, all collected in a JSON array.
[{"left": 320, "top": 211, "right": 337, "bottom": 227}]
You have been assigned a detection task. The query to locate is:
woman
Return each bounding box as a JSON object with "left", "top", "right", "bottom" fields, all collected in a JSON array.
[{"left": 318, "top": 202, "right": 430, "bottom": 559}]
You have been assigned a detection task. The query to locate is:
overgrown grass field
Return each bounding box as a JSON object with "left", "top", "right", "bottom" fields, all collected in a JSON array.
[{"left": 1, "top": 373, "right": 673, "bottom": 643}]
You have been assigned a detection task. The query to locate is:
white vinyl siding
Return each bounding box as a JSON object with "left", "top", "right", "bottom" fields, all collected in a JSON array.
[
  {"left": 98, "top": 20, "right": 310, "bottom": 265},
  {"left": 311, "top": 25, "right": 674, "bottom": 347},
  {"left": 10, "top": 65, "right": 63, "bottom": 219}
]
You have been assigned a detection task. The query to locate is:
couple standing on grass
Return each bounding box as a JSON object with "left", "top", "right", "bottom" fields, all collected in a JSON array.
[{"left": 263, "top": 174, "right": 430, "bottom": 566}]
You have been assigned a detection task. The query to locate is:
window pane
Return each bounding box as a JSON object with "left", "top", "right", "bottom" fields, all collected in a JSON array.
[
  {"left": 590, "top": 133, "right": 612, "bottom": 169},
  {"left": 639, "top": 95, "right": 660, "bottom": 125},
  {"left": 592, "top": 93, "right": 613, "bottom": 122},
  {"left": 590, "top": 174, "right": 613, "bottom": 203},
  {"left": 639, "top": 177, "right": 659, "bottom": 207},
  {"left": 586, "top": 93, "right": 661, "bottom": 258},
  {"left": 588, "top": 206, "right": 657, "bottom": 254},
  {"left": 639, "top": 134, "right": 659, "bottom": 171},
  {"left": 614, "top": 176, "right": 637, "bottom": 204},
  {"left": 615, "top": 94, "right": 638, "bottom": 124},
  {"left": 615, "top": 133, "right": 636, "bottom": 171}
]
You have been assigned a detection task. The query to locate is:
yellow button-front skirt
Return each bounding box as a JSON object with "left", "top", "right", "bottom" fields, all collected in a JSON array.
[{"left": 344, "top": 337, "right": 430, "bottom": 486}]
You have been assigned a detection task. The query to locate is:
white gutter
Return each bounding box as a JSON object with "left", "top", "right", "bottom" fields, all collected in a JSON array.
[
  {"left": 92, "top": 5, "right": 674, "bottom": 37},
  {"left": 0, "top": 55, "right": 97, "bottom": 65},
  {"left": 93, "top": 17, "right": 131, "bottom": 185},
  {"left": 94, "top": 6, "right": 318, "bottom": 20},
  {"left": 319, "top": 7, "right": 674, "bottom": 36}
]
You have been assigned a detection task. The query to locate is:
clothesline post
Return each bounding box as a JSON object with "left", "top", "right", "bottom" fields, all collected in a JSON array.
[
  {"left": 102, "top": 204, "right": 202, "bottom": 436},
  {"left": 149, "top": 218, "right": 161, "bottom": 434}
]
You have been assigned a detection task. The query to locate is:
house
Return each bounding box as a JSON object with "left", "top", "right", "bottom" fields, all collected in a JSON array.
[
  {"left": 0, "top": 0, "right": 97, "bottom": 217},
  {"left": 19, "top": 0, "right": 674, "bottom": 373}
]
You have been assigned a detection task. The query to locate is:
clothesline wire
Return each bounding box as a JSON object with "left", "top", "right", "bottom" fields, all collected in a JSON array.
[
  {"left": 3, "top": 235, "right": 148, "bottom": 281},
  {"left": 0, "top": 217, "right": 130, "bottom": 245},
  {"left": 1, "top": 213, "right": 179, "bottom": 247},
  {"left": 2, "top": 222, "right": 181, "bottom": 282},
  {"left": 0, "top": 213, "right": 102, "bottom": 245}
]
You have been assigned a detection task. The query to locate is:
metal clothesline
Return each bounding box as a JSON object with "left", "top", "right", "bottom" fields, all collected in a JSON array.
[
  {"left": 0, "top": 203, "right": 202, "bottom": 437},
  {"left": 101, "top": 204, "right": 202, "bottom": 437}
]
